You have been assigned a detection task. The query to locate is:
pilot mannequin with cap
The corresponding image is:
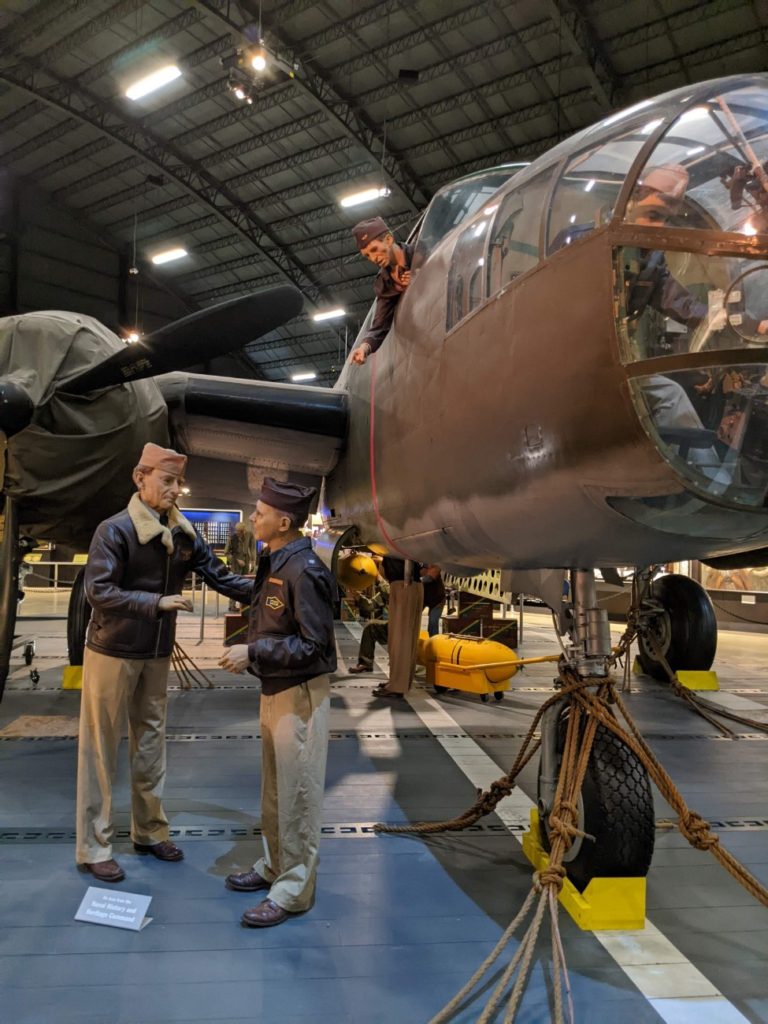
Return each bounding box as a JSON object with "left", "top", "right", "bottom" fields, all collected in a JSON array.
[
  {"left": 76, "top": 443, "right": 253, "bottom": 883},
  {"left": 350, "top": 216, "right": 414, "bottom": 365},
  {"left": 625, "top": 165, "right": 768, "bottom": 461},
  {"left": 219, "top": 478, "right": 338, "bottom": 928},
  {"left": 625, "top": 163, "right": 768, "bottom": 335}
]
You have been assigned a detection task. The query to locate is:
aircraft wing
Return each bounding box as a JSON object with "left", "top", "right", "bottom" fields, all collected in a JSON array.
[{"left": 157, "top": 372, "right": 348, "bottom": 505}]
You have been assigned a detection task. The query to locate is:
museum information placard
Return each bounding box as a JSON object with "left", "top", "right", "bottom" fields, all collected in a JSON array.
[{"left": 75, "top": 886, "right": 152, "bottom": 930}]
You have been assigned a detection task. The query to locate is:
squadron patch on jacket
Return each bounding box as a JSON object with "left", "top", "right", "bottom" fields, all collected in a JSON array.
[{"left": 265, "top": 595, "right": 285, "bottom": 611}]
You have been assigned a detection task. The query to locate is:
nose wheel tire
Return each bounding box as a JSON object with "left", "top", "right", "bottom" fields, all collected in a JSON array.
[{"left": 538, "top": 710, "right": 655, "bottom": 892}]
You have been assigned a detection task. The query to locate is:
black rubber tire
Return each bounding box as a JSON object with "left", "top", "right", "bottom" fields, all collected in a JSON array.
[
  {"left": 67, "top": 568, "right": 91, "bottom": 667},
  {"left": 480, "top": 693, "right": 489, "bottom": 703},
  {"left": 494, "top": 691, "right": 504, "bottom": 701},
  {"left": 539, "top": 711, "right": 655, "bottom": 893},
  {"left": 637, "top": 573, "right": 717, "bottom": 681},
  {"left": 434, "top": 685, "right": 448, "bottom": 695}
]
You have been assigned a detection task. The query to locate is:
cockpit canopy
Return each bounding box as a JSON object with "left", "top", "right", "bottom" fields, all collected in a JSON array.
[{"left": 418, "top": 75, "right": 768, "bottom": 274}]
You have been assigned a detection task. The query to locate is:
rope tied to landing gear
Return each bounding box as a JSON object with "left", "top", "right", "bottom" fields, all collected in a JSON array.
[
  {"left": 678, "top": 810, "right": 719, "bottom": 851},
  {"left": 376, "top": 663, "right": 768, "bottom": 1024},
  {"left": 612, "top": 575, "right": 768, "bottom": 737}
]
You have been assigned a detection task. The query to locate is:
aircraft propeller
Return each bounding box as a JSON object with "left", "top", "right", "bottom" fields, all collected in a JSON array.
[
  {"left": 0, "top": 283, "right": 305, "bottom": 698},
  {"left": 59, "top": 285, "right": 304, "bottom": 395}
]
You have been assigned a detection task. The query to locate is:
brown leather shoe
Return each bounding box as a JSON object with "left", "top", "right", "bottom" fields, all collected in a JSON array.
[
  {"left": 226, "top": 869, "right": 270, "bottom": 892},
  {"left": 241, "top": 898, "right": 291, "bottom": 927},
  {"left": 372, "top": 684, "right": 402, "bottom": 699},
  {"left": 133, "top": 839, "right": 184, "bottom": 861},
  {"left": 81, "top": 859, "right": 125, "bottom": 883},
  {"left": 348, "top": 663, "right": 372, "bottom": 674}
]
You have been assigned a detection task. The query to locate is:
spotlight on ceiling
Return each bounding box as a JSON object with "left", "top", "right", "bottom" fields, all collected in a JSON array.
[
  {"left": 291, "top": 371, "right": 317, "bottom": 382},
  {"left": 339, "top": 186, "right": 391, "bottom": 208},
  {"left": 125, "top": 330, "right": 141, "bottom": 343},
  {"left": 245, "top": 43, "right": 297, "bottom": 79},
  {"left": 151, "top": 247, "right": 188, "bottom": 265},
  {"left": 126, "top": 64, "right": 182, "bottom": 101},
  {"left": 312, "top": 308, "right": 346, "bottom": 322}
]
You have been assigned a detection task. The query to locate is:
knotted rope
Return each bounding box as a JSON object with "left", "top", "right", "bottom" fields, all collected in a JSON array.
[{"left": 375, "top": 660, "right": 768, "bottom": 1022}]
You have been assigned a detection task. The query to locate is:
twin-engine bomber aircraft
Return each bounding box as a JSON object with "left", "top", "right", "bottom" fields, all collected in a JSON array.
[{"left": 2, "top": 73, "right": 768, "bottom": 888}]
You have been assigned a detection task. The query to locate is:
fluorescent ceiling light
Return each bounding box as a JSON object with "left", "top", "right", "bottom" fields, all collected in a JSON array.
[
  {"left": 151, "top": 247, "right": 188, "bottom": 265},
  {"left": 339, "top": 186, "right": 391, "bottom": 208},
  {"left": 126, "top": 65, "right": 182, "bottom": 101},
  {"left": 312, "top": 307, "right": 345, "bottom": 321},
  {"left": 584, "top": 179, "right": 596, "bottom": 192},
  {"left": 686, "top": 145, "right": 705, "bottom": 156},
  {"left": 292, "top": 371, "right": 317, "bottom": 382}
]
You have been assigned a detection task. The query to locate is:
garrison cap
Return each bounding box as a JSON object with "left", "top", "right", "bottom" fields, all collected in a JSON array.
[
  {"left": 352, "top": 216, "right": 389, "bottom": 250},
  {"left": 259, "top": 477, "right": 317, "bottom": 520},
  {"left": 137, "top": 442, "right": 187, "bottom": 476}
]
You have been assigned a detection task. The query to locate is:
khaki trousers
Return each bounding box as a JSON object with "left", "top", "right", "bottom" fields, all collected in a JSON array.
[
  {"left": 76, "top": 648, "right": 171, "bottom": 864},
  {"left": 385, "top": 580, "right": 424, "bottom": 694},
  {"left": 253, "top": 675, "right": 330, "bottom": 913}
]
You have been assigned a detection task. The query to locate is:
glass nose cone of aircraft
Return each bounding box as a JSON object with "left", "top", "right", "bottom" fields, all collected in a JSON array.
[{"left": 614, "top": 82, "right": 768, "bottom": 519}]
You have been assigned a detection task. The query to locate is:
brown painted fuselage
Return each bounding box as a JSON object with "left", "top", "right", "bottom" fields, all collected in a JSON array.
[{"left": 327, "top": 74, "right": 768, "bottom": 570}]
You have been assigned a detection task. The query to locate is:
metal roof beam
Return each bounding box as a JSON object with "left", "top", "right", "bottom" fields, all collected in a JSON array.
[
  {"left": 542, "top": 0, "right": 619, "bottom": 109},
  {"left": 0, "top": 3, "right": 203, "bottom": 174},
  {"left": 196, "top": 0, "right": 429, "bottom": 211},
  {"left": 0, "top": 0, "right": 89, "bottom": 56},
  {"left": 0, "top": 58, "right": 329, "bottom": 304}
]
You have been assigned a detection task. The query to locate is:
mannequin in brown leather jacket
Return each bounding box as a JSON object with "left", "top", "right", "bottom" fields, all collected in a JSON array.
[{"left": 76, "top": 443, "right": 251, "bottom": 884}]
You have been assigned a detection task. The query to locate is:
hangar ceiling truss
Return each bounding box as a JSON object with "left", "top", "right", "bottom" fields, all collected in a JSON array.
[
  {"left": 1, "top": 0, "right": 768, "bottom": 386},
  {"left": 0, "top": 54, "right": 330, "bottom": 304}
]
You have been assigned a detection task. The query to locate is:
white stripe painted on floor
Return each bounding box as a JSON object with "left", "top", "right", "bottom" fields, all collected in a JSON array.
[{"left": 340, "top": 622, "right": 750, "bottom": 1023}]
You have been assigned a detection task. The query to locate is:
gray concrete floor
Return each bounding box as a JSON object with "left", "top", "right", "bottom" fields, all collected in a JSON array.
[{"left": 1, "top": 592, "right": 767, "bottom": 1023}]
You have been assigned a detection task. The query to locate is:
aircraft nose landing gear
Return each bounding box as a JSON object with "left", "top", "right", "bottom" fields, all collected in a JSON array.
[{"left": 537, "top": 569, "right": 655, "bottom": 890}]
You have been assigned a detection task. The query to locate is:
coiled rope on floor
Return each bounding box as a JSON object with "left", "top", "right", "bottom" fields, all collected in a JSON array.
[{"left": 375, "top": 664, "right": 768, "bottom": 1023}]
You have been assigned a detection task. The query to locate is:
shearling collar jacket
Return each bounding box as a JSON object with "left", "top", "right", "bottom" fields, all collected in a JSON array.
[{"left": 84, "top": 494, "right": 252, "bottom": 660}]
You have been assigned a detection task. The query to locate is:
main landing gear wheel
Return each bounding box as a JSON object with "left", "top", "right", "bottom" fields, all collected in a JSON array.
[
  {"left": 67, "top": 567, "right": 91, "bottom": 668},
  {"left": 638, "top": 573, "right": 717, "bottom": 681},
  {"left": 538, "top": 707, "right": 655, "bottom": 893}
]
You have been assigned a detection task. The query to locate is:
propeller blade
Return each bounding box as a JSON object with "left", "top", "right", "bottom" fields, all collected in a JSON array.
[
  {"left": 59, "top": 285, "right": 304, "bottom": 396},
  {"left": 0, "top": 379, "right": 34, "bottom": 437}
]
